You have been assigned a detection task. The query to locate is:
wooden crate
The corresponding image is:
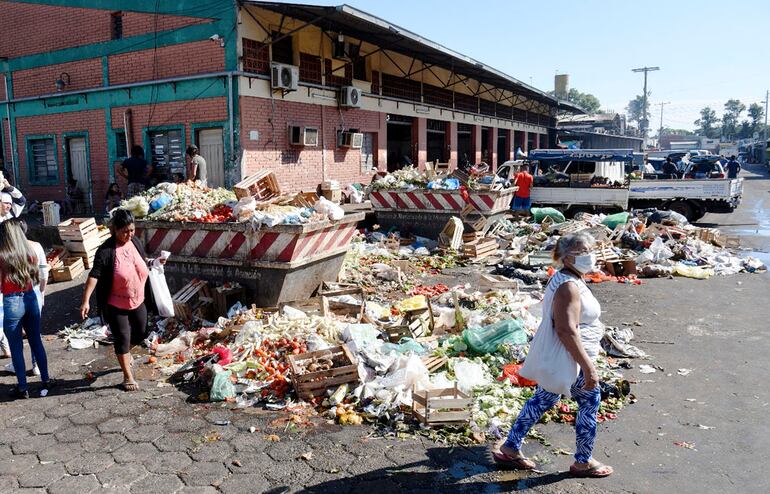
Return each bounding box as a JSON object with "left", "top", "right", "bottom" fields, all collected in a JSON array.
[
  {"left": 233, "top": 171, "right": 280, "bottom": 201},
  {"left": 213, "top": 284, "right": 245, "bottom": 317},
  {"left": 384, "top": 324, "right": 413, "bottom": 343},
  {"left": 479, "top": 273, "right": 519, "bottom": 291},
  {"left": 421, "top": 355, "right": 448, "bottom": 373},
  {"left": 569, "top": 173, "right": 593, "bottom": 188},
  {"left": 462, "top": 237, "right": 498, "bottom": 259},
  {"left": 77, "top": 252, "right": 96, "bottom": 269},
  {"left": 412, "top": 384, "right": 472, "bottom": 426},
  {"left": 42, "top": 201, "right": 61, "bottom": 226},
  {"left": 318, "top": 282, "right": 365, "bottom": 320},
  {"left": 291, "top": 191, "right": 319, "bottom": 208},
  {"left": 51, "top": 256, "right": 85, "bottom": 282},
  {"left": 400, "top": 298, "right": 434, "bottom": 338},
  {"left": 288, "top": 345, "right": 359, "bottom": 401},
  {"left": 594, "top": 244, "right": 623, "bottom": 265},
  {"left": 438, "top": 217, "right": 464, "bottom": 250},
  {"left": 58, "top": 218, "right": 97, "bottom": 241},
  {"left": 172, "top": 279, "right": 213, "bottom": 321}
]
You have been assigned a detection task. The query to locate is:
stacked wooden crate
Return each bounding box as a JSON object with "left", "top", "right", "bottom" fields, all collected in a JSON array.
[
  {"left": 462, "top": 237, "right": 498, "bottom": 260},
  {"left": 57, "top": 218, "right": 110, "bottom": 268}
]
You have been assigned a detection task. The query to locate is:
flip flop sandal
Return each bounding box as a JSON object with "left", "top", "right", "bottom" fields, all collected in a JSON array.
[
  {"left": 120, "top": 381, "right": 140, "bottom": 392},
  {"left": 569, "top": 464, "right": 613, "bottom": 478},
  {"left": 492, "top": 451, "right": 536, "bottom": 470}
]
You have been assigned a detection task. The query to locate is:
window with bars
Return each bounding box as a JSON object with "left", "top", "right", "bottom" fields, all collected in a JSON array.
[
  {"left": 381, "top": 73, "right": 420, "bottom": 102},
  {"left": 423, "top": 86, "right": 453, "bottom": 108},
  {"left": 479, "top": 99, "right": 496, "bottom": 117},
  {"left": 242, "top": 38, "right": 269, "bottom": 75},
  {"left": 115, "top": 130, "right": 128, "bottom": 160},
  {"left": 371, "top": 70, "right": 380, "bottom": 94},
  {"left": 27, "top": 137, "right": 58, "bottom": 184},
  {"left": 299, "top": 53, "right": 322, "bottom": 84},
  {"left": 111, "top": 12, "right": 123, "bottom": 40},
  {"left": 455, "top": 93, "right": 478, "bottom": 113},
  {"left": 324, "top": 59, "right": 352, "bottom": 87},
  {"left": 271, "top": 32, "right": 293, "bottom": 65}
]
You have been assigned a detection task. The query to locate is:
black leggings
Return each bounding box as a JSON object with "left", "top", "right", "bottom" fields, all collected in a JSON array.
[{"left": 103, "top": 303, "right": 148, "bottom": 355}]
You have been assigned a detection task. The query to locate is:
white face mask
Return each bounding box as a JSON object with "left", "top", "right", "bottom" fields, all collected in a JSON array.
[{"left": 572, "top": 253, "right": 596, "bottom": 274}]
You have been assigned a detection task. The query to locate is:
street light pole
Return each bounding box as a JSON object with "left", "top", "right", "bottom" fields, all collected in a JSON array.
[
  {"left": 632, "top": 66, "right": 660, "bottom": 146},
  {"left": 656, "top": 101, "right": 669, "bottom": 148},
  {"left": 762, "top": 90, "right": 770, "bottom": 165}
]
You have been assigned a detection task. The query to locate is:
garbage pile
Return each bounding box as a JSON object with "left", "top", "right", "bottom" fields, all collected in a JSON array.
[
  {"left": 370, "top": 164, "right": 500, "bottom": 192},
  {"left": 119, "top": 173, "right": 346, "bottom": 227}
]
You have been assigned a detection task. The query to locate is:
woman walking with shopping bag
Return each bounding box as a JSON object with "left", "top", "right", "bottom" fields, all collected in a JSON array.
[
  {"left": 493, "top": 232, "right": 613, "bottom": 478},
  {"left": 0, "top": 220, "right": 52, "bottom": 399},
  {"left": 79, "top": 209, "right": 163, "bottom": 391}
]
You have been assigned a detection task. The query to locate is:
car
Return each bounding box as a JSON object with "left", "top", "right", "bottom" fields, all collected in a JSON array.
[{"left": 683, "top": 157, "right": 726, "bottom": 179}]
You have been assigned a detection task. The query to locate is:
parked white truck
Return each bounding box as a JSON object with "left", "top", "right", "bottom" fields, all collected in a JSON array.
[{"left": 497, "top": 149, "right": 743, "bottom": 221}]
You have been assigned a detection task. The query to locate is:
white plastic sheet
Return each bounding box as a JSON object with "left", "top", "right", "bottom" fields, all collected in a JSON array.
[{"left": 148, "top": 261, "right": 174, "bottom": 318}]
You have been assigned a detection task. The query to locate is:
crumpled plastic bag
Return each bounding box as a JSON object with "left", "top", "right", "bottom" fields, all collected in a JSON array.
[
  {"left": 234, "top": 320, "right": 262, "bottom": 347},
  {"left": 346, "top": 184, "right": 364, "bottom": 204},
  {"left": 121, "top": 196, "right": 150, "bottom": 218},
  {"left": 233, "top": 196, "right": 257, "bottom": 221},
  {"left": 602, "top": 212, "right": 630, "bottom": 229},
  {"left": 341, "top": 323, "right": 380, "bottom": 352},
  {"left": 154, "top": 331, "right": 195, "bottom": 355},
  {"left": 463, "top": 318, "right": 528, "bottom": 354},
  {"left": 314, "top": 197, "right": 344, "bottom": 221},
  {"left": 371, "top": 263, "right": 400, "bottom": 281},
  {"left": 673, "top": 263, "right": 714, "bottom": 279},
  {"left": 636, "top": 237, "right": 674, "bottom": 265},
  {"left": 601, "top": 326, "right": 647, "bottom": 358},
  {"left": 531, "top": 207, "right": 565, "bottom": 224},
  {"left": 395, "top": 295, "right": 427, "bottom": 312},
  {"left": 379, "top": 354, "right": 431, "bottom": 391},
  {"left": 210, "top": 369, "right": 236, "bottom": 401},
  {"left": 454, "top": 359, "right": 488, "bottom": 394}
]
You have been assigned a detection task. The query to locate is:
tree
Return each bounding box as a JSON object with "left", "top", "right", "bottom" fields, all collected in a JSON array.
[
  {"left": 721, "top": 99, "right": 745, "bottom": 139},
  {"left": 659, "top": 127, "right": 695, "bottom": 136},
  {"left": 626, "top": 95, "right": 646, "bottom": 125},
  {"left": 748, "top": 102, "right": 765, "bottom": 134},
  {"left": 694, "top": 107, "right": 720, "bottom": 138},
  {"left": 549, "top": 88, "right": 601, "bottom": 114}
]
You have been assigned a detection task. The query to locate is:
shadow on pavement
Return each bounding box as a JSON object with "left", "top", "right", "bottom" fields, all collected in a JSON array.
[{"left": 0, "top": 368, "right": 120, "bottom": 403}]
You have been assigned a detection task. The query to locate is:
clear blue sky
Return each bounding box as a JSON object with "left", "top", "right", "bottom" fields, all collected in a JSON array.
[{"left": 272, "top": 0, "right": 770, "bottom": 130}]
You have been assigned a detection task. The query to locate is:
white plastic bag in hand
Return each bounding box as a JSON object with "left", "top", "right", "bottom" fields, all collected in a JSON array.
[
  {"left": 148, "top": 263, "right": 175, "bottom": 318},
  {"left": 519, "top": 324, "right": 578, "bottom": 395}
]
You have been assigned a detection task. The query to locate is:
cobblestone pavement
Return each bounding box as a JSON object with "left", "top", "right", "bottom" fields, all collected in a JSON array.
[{"left": 1, "top": 165, "right": 767, "bottom": 493}]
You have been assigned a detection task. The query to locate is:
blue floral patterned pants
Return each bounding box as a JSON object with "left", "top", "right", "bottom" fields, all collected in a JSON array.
[{"left": 504, "top": 371, "right": 601, "bottom": 463}]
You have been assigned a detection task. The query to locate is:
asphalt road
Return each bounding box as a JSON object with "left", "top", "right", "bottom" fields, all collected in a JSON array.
[{"left": 0, "top": 163, "right": 767, "bottom": 493}]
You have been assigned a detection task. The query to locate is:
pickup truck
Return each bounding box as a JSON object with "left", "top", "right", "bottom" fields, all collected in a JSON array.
[{"left": 497, "top": 150, "right": 743, "bottom": 221}]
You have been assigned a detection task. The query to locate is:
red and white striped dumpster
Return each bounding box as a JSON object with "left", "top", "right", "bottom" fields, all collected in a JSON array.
[
  {"left": 369, "top": 188, "right": 514, "bottom": 237},
  {"left": 136, "top": 212, "right": 363, "bottom": 306}
]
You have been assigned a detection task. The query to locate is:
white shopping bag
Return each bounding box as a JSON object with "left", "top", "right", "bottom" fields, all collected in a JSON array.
[
  {"left": 519, "top": 324, "right": 579, "bottom": 396},
  {"left": 148, "top": 263, "right": 174, "bottom": 318}
]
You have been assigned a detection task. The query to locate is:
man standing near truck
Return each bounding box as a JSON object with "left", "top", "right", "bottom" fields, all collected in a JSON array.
[
  {"left": 726, "top": 155, "right": 741, "bottom": 179},
  {"left": 511, "top": 163, "right": 534, "bottom": 216}
]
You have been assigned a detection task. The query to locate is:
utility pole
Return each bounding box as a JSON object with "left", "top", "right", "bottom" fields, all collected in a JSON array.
[
  {"left": 656, "top": 101, "right": 670, "bottom": 148},
  {"left": 762, "top": 91, "right": 770, "bottom": 165},
  {"left": 632, "top": 66, "right": 660, "bottom": 145}
]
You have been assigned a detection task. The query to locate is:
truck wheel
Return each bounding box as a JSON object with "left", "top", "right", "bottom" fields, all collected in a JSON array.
[
  {"left": 667, "top": 200, "right": 694, "bottom": 221},
  {"left": 566, "top": 206, "right": 592, "bottom": 219},
  {"left": 690, "top": 202, "right": 706, "bottom": 222}
]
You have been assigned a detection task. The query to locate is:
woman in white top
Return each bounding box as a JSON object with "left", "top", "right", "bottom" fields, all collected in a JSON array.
[{"left": 493, "top": 232, "right": 613, "bottom": 478}]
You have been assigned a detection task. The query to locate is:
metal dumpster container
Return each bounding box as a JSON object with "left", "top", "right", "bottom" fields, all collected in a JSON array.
[
  {"left": 135, "top": 212, "right": 364, "bottom": 307},
  {"left": 369, "top": 188, "right": 514, "bottom": 237}
]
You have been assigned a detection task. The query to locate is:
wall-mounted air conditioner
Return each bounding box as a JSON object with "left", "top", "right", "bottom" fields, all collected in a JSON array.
[
  {"left": 271, "top": 62, "right": 299, "bottom": 91},
  {"left": 337, "top": 131, "right": 364, "bottom": 149},
  {"left": 339, "top": 86, "right": 362, "bottom": 108},
  {"left": 289, "top": 126, "right": 319, "bottom": 147}
]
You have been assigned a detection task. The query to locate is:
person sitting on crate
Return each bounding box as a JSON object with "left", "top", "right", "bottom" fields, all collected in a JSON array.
[
  {"left": 79, "top": 209, "right": 164, "bottom": 392},
  {"left": 104, "top": 183, "right": 123, "bottom": 214},
  {"left": 63, "top": 179, "right": 83, "bottom": 215}
]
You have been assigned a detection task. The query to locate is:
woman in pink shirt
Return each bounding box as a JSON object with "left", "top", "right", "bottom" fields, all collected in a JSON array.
[{"left": 80, "top": 209, "right": 162, "bottom": 391}]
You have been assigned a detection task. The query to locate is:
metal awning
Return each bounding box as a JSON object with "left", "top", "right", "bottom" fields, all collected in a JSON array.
[
  {"left": 529, "top": 149, "right": 635, "bottom": 162},
  {"left": 242, "top": 1, "right": 584, "bottom": 114}
]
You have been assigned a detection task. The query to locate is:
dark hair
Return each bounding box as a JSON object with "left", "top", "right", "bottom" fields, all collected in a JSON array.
[
  {"left": 11, "top": 218, "right": 28, "bottom": 234},
  {"left": 112, "top": 208, "right": 135, "bottom": 230},
  {"left": 730, "top": 155, "right": 736, "bottom": 160},
  {"left": 186, "top": 145, "right": 199, "bottom": 156},
  {"left": 130, "top": 145, "right": 144, "bottom": 158}
]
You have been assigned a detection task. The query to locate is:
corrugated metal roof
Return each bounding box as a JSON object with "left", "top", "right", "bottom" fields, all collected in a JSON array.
[{"left": 243, "top": 1, "right": 584, "bottom": 114}]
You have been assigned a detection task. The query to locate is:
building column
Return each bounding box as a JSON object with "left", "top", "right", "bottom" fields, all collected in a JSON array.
[
  {"left": 415, "top": 117, "right": 427, "bottom": 170},
  {"left": 377, "top": 112, "right": 387, "bottom": 171},
  {"left": 490, "top": 127, "right": 498, "bottom": 171},
  {"left": 472, "top": 124, "right": 482, "bottom": 165},
  {"left": 522, "top": 131, "right": 529, "bottom": 153},
  {"left": 507, "top": 129, "right": 515, "bottom": 161},
  {"left": 533, "top": 132, "right": 540, "bottom": 150},
  {"left": 447, "top": 121, "right": 458, "bottom": 171}
]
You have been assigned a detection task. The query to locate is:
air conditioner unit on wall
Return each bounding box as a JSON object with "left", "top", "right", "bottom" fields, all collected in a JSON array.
[
  {"left": 332, "top": 40, "right": 359, "bottom": 61},
  {"left": 271, "top": 62, "right": 299, "bottom": 91},
  {"left": 337, "top": 131, "right": 364, "bottom": 149},
  {"left": 340, "top": 86, "right": 362, "bottom": 108},
  {"left": 289, "top": 126, "right": 319, "bottom": 147}
]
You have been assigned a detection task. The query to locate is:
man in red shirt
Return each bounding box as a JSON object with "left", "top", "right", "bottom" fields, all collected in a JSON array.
[{"left": 512, "top": 164, "right": 534, "bottom": 216}]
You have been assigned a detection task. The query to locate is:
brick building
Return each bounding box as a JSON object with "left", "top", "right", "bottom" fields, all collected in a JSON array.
[{"left": 0, "top": 0, "right": 580, "bottom": 209}]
